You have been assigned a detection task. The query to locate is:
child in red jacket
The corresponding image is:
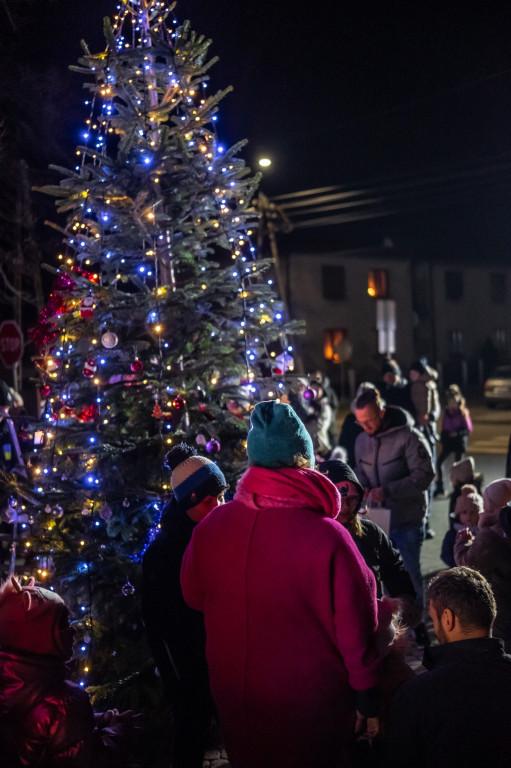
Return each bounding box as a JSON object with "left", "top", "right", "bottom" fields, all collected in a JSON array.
[{"left": 0, "top": 576, "right": 139, "bottom": 767}]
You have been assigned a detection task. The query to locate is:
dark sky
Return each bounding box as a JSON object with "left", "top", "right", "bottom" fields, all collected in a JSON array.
[{"left": 6, "top": 0, "right": 511, "bottom": 258}]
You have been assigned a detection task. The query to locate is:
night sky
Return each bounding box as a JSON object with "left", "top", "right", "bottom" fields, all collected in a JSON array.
[{"left": 5, "top": 0, "right": 511, "bottom": 258}]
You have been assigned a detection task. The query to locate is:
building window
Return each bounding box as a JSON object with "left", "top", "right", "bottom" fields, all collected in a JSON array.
[
  {"left": 321, "top": 265, "right": 345, "bottom": 300},
  {"left": 367, "top": 269, "right": 389, "bottom": 298},
  {"left": 445, "top": 270, "right": 463, "bottom": 300},
  {"left": 490, "top": 273, "right": 506, "bottom": 303},
  {"left": 324, "top": 329, "right": 348, "bottom": 363},
  {"left": 449, "top": 330, "right": 464, "bottom": 354},
  {"left": 495, "top": 328, "right": 506, "bottom": 348}
]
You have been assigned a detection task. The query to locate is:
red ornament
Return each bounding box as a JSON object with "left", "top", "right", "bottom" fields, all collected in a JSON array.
[
  {"left": 83, "top": 359, "right": 97, "bottom": 378},
  {"left": 80, "top": 296, "right": 95, "bottom": 319},
  {"left": 130, "top": 359, "right": 144, "bottom": 373},
  {"left": 40, "top": 385, "right": 51, "bottom": 398},
  {"left": 152, "top": 402, "right": 163, "bottom": 419},
  {"left": 77, "top": 404, "right": 99, "bottom": 422},
  {"left": 172, "top": 397, "right": 186, "bottom": 410}
]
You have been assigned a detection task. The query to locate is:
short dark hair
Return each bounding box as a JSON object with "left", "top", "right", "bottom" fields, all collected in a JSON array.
[
  {"left": 427, "top": 567, "right": 496, "bottom": 631},
  {"left": 354, "top": 387, "right": 384, "bottom": 411}
]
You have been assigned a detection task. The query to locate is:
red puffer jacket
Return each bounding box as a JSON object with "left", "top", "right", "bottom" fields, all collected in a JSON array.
[{"left": 0, "top": 649, "right": 113, "bottom": 768}]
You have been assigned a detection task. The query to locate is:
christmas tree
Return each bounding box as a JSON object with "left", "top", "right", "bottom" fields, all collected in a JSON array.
[{"left": 17, "top": 0, "right": 301, "bottom": 719}]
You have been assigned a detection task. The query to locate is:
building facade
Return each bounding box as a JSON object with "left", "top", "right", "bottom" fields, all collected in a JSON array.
[{"left": 281, "top": 245, "right": 510, "bottom": 391}]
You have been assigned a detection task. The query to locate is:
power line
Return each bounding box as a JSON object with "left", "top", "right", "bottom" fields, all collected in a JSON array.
[{"left": 271, "top": 155, "right": 511, "bottom": 228}]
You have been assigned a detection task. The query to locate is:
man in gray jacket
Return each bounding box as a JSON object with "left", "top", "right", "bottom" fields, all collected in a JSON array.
[{"left": 354, "top": 388, "right": 435, "bottom": 608}]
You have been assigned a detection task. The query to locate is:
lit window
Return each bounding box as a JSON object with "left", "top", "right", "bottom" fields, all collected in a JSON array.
[
  {"left": 324, "top": 329, "right": 348, "bottom": 363},
  {"left": 367, "top": 269, "right": 388, "bottom": 298}
]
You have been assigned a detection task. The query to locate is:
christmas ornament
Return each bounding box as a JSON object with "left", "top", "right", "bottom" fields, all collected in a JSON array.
[
  {"left": 99, "top": 503, "right": 113, "bottom": 520},
  {"left": 172, "top": 397, "right": 186, "bottom": 410},
  {"left": 195, "top": 433, "right": 207, "bottom": 447},
  {"left": 83, "top": 359, "right": 97, "bottom": 378},
  {"left": 81, "top": 507, "right": 90, "bottom": 516},
  {"left": 40, "top": 385, "right": 51, "bottom": 398},
  {"left": 152, "top": 402, "right": 163, "bottom": 419},
  {"left": 274, "top": 351, "right": 294, "bottom": 375},
  {"left": 122, "top": 581, "right": 136, "bottom": 596},
  {"left": 80, "top": 296, "right": 95, "bottom": 319},
  {"left": 206, "top": 438, "right": 221, "bottom": 455},
  {"left": 17, "top": 427, "right": 32, "bottom": 445},
  {"left": 130, "top": 358, "right": 144, "bottom": 373},
  {"left": 101, "top": 331, "right": 118, "bottom": 349},
  {"left": 53, "top": 505, "right": 64, "bottom": 518},
  {"left": 77, "top": 404, "right": 99, "bottom": 422},
  {"left": 303, "top": 386, "right": 316, "bottom": 401},
  {"left": 122, "top": 498, "right": 130, "bottom": 508}
]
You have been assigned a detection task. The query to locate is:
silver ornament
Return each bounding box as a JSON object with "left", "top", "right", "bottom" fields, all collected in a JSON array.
[{"left": 101, "top": 331, "right": 119, "bottom": 349}]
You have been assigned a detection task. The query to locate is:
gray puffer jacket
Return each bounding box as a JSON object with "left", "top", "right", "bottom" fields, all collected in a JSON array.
[{"left": 355, "top": 406, "right": 435, "bottom": 529}]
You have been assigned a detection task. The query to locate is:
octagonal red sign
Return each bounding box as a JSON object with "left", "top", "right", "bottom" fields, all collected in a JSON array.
[{"left": 0, "top": 321, "right": 23, "bottom": 368}]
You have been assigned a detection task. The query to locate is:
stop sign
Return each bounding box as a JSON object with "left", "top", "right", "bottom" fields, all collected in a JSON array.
[{"left": 0, "top": 321, "right": 23, "bottom": 368}]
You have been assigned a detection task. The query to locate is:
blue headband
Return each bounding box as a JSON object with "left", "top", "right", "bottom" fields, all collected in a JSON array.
[{"left": 173, "top": 462, "right": 226, "bottom": 502}]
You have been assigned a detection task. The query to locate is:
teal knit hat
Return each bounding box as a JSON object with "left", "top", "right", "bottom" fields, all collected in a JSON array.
[{"left": 247, "top": 400, "right": 315, "bottom": 469}]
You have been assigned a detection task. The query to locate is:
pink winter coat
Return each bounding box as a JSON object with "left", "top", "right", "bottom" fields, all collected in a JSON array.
[{"left": 181, "top": 466, "right": 382, "bottom": 768}]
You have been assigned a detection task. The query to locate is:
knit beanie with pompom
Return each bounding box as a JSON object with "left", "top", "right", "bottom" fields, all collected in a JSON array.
[
  {"left": 483, "top": 478, "right": 511, "bottom": 512},
  {"left": 165, "top": 443, "right": 227, "bottom": 510},
  {"left": 453, "top": 484, "right": 483, "bottom": 518}
]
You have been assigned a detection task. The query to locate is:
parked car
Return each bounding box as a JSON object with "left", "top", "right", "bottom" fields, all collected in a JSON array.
[{"left": 484, "top": 365, "right": 511, "bottom": 408}]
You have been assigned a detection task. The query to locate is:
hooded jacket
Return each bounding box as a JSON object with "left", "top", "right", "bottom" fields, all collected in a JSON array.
[
  {"left": 181, "top": 466, "right": 384, "bottom": 768},
  {"left": 354, "top": 406, "right": 435, "bottom": 529},
  {"left": 0, "top": 650, "right": 106, "bottom": 768},
  {"left": 0, "top": 580, "right": 131, "bottom": 768}
]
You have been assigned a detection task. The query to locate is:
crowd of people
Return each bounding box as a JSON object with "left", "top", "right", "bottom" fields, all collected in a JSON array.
[
  {"left": 2, "top": 359, "right": 511, "bottom": 768},
  {"left": 144, "top": 364, "right": 510, "bottom": 768}
]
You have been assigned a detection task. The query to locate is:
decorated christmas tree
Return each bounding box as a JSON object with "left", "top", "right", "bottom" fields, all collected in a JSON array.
[{"left": 14, "top": 0, "right": 300, "bottom": 716}]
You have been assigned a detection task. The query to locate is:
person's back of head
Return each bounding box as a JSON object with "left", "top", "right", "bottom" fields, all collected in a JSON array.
[
  {"left": 450, "top": 457, "right": 476, "bottom": 487},
  {"left": 427, "top": 567, "right": 496, "bottom": 638},
  {"left": 247, "top": 400, "right": 314, "bottom": 469},
  {"left": 164, "top": 443, "right": 227, "bottom": 516},
  {"left": 381, "top": 359, "right": 401, "bottom": 385}
]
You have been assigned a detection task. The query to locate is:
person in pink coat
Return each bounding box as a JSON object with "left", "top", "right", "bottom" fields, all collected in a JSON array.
[{"left": 181, "top": 400, "right": 388, "bottom": 768}]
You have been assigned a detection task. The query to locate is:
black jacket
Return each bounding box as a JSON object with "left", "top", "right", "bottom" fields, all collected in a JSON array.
[
  {"left": 141, "top": 496, "right": 209, "bottom": 690},
  {"left": 387, "top": 637, "right": 511, "bottom": 767},
  {"left": 355, "top": 518, "right": 416, "bottom": 601}
]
